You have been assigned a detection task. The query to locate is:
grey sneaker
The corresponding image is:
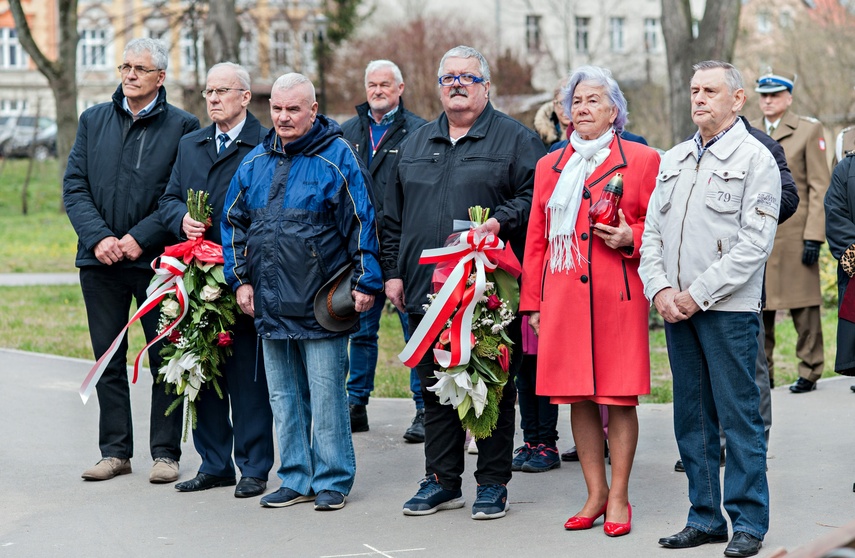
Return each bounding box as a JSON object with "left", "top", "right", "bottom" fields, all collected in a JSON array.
[
  {"left": 81, "top": 457, "right": 131, "bottom": 481},
  {"left": 149, "top": 457, "right": 179, "bottom": 484}
]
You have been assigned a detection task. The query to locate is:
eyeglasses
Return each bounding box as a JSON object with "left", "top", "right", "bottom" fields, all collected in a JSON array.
[
  {"left": 437, "top": 74, "right": 485, "bottom": 87},
  {"left": 118, "top": 64, "right": 161, "bottom": 76},
  {"left": 201, "top": 88, "right": 248, "bottom": 98}
]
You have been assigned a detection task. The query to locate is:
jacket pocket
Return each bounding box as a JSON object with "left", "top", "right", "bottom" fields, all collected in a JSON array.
[
  {"left": 656, "top": 169, "right": 680, "bottom": 213},
  {"left": 705, "top": 169, "right": 745, "bottom": 213}
]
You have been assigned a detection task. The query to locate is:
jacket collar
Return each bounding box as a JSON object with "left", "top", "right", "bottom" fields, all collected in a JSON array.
[
  {"left": 772, "top": 110, "right": 800, "bottom": 141},
  {"left": 428, "top": 101, "right": 495, "bottom": 142},
  {"left": 550, "top": 133, "right": 629, "bottom": 188},
  {"left": 111, "top": 84, "right": 167, "bottom": 121},
  {"left": 354, "top": 97, "right": 410, "bottom": 125},
  {"left": 672, "top": 117, "right": 749, "bottom": 163}
]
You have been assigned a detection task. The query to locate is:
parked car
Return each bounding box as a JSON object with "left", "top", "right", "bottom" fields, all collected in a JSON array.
[{"left": 0, "top": 116, "right": 57, "bottom": 160}]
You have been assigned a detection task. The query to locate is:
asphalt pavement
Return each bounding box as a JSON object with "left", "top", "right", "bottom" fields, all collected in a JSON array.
[{"left": 0, "top": 347, "right": 853, "bottom": 558}]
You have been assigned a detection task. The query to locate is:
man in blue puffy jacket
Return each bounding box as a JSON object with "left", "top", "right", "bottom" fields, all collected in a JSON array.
[{"left": 222, "top": 73, "right": 383, "bottom": 511}]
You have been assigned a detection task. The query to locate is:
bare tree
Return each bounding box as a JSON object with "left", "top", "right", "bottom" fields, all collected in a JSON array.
[
  {"left": 9, "top": 0, "right": 79, "bottom": 198},
  {"left": 328, "top": 15, "right": 490, "bottom": 119},
  {"left": 661, "top": 0, "right": 741, "bottom": 145},
  {"left": 204, "top": 0, "right": 241, "bottom": 67}
]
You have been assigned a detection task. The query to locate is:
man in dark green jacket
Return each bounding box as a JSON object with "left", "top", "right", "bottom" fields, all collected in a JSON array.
[{"left": 64, "top": 37, "right": 199, "bottom": 484}]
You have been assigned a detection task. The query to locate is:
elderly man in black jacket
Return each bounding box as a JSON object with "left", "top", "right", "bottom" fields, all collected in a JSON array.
[
  {"left": 340, "top": 60, "right": 427, "bottom": 441},
  {"left": 383, "top": 45, "right": 545, "bottom": 520},
  {"left": 156, "top": 62, "right": 273, "bottom": 498},
  {"left": 64, "top": 38, "right": 199, "bottom": 483}
]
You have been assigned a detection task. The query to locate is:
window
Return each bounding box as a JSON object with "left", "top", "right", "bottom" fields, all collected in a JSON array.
[
  {"left": 644, "top": 18, "right": 659, "bottom": 53},
  {"left": 779, "top": 10, "right": 793, "bottom": 29},
  {"left": 0, "top": 99, "right": 28, "bottom": 115},
  {"left": 757, "top": 10, "right": 772, "bottom": 34},
  {"left": 575, "top": 17, "right": 590, "bottom": 54},
  {"left": 180, "top": 28, "right": 203, "bottom": 73},
  {"left": 239, "top": 28, "right": 257, "bottom": 71},
  {"left": 609, "top": 17, "right": 625, "bottom": 52},
  {"left": 525, "top": 14, "right": 542, "bottom": 52},
  {"left": 78, "top": 29, "right": 109, "bottom": 70},
  {"left": 270, "top": 27, "right": 291, "bottom": 70},
  {"left": 0, "top": 28, "right": 28, "bottom": 69}
]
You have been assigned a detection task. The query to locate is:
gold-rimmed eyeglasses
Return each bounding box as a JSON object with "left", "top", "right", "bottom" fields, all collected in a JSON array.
[{"left": 118, "top": 64, "right": 162, "bottom": 76}]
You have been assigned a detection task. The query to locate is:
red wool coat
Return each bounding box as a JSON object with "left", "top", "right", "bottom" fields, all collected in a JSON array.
[{"left": 519, "top": 135, "right": 659, "bottom": 398}]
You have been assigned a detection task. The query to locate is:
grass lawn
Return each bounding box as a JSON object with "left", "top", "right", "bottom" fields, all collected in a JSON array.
[{"left": 0, "top": 159, "right": 845, "bottom": 403}]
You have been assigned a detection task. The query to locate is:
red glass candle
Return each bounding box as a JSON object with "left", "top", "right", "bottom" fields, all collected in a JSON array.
[{"left": 588, "top": 173, "right": 624, "bottom": 228}]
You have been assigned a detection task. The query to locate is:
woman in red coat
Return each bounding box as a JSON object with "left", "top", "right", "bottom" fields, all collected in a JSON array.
[{"left": 520, "top": 65, "right": 659, "bottom": 536}]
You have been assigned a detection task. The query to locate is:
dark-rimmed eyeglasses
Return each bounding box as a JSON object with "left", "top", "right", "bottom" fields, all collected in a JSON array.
[
  {"left": 117, "top": 64, "right": 161, "bottom": 76},
  {"left": 437, "top": 74, "right": 485, "bottom": 87},
  {"left": 201, "top": 88, "right": 248, "bottom": 98}
]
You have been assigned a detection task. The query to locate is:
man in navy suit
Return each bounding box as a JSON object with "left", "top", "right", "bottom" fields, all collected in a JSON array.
[{"left": 157, "top": 62, "right": 274, "bottom": 498}]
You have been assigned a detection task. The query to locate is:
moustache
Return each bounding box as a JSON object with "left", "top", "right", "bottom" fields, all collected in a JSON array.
[{"left": 450, "top": 87, "right": 468, "bottom": 98}]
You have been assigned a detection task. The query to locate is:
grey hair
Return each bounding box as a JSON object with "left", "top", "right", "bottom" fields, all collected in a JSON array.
[
  {"left": 437, "top": 45, "right": 490, "bottom": 82},
  {"left": 364, "top": 60, "right": 403, "bottom": 88},
  {"left": 562, "top": 65, "right": 628, "bottom": 134},
  {"left": 208, "top": 62, "right": 251, "bottom": 90},
  {"left": 692, "top": 60, "right": 744, "bottom": 94},
  {"left": 124, "top": 38, "right": 168, "bottom": 70},
  {"left": 271, "top": 73, "right": 316, "bottom": 102}
]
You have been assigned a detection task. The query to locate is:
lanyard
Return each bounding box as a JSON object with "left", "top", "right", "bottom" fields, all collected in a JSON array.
[{"left": 369, "top": 125, "right": 389, "bottom": 156}]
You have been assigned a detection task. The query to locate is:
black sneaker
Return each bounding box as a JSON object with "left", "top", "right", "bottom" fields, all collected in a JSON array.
[
  {"left": 403, "top": 408, "right": 425, "bottom": 443},
  {"left": 402, "top": 475, "right": 465, "bottom": 516},
  {"left": 521, "top": 444, "right": 561, "bottom": 472},
  {"left": 350, "top": 404, "right": 369, "bottom": 432},
  {"left": 511, "top": 443, "right": 534, "bottom": 471},
  {"left": 314, "top": 490, "right": 346, "bottom": 511},
  {"left": 260, "top": 487, "right": 315, "bottom": 508},
  {"left": 471, "top": 484, "right": 508, "bottom": 520}
]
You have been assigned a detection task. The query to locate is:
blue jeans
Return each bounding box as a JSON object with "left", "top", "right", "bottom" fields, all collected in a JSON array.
[
  {"left": 347, "top": 293, "right": 423, "bottom": 409},
  {"left": 665, "top": 311, "right": 769, "bottom": 539},
  {"left": 263, "top": 337, "right": 356, "bottom": 495}
]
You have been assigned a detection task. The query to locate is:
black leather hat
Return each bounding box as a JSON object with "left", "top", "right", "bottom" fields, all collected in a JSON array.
[{"left": 314, "top": 264, "right": 357, "bottom": 332}]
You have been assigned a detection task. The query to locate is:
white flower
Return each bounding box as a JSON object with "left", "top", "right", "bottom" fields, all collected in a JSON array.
[
  {"left": 161, "top": 298, "right": 180, "bottom": 319},
  {"left": 470, "top": 375, "right": 488, "bottom": 417},
  {"left": 161, "top": 351, "right": 197, "bottom": 385},
  {"left": 200, "top": 285, "right": 222, "bottom": 301},
  {"left": 491, "top": 324, "right": 504, "bottom": 334},
  {"left": 427, "top": 369, "right": 473, "bottom": 409}
]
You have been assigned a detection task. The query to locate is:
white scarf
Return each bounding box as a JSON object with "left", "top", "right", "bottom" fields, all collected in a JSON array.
[{"left": 547, "top": 128, "right": 614, "bottom": 272}]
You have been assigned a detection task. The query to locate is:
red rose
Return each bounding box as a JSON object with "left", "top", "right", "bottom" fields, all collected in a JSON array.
[
  {"left": 439, "top": 329, "right": 451, "bottom": 346},
  {"left": 216, "top": 331, "right": 233, "bottom": 347},
  {"left": 433, "top": 341, "right": 444, "bottom": 364},
  {"left": 167, "top": 329, "right": 182, "bottom": 344},
  {"left": 486, "top": 294, "right": 502, "bottom": 310}
]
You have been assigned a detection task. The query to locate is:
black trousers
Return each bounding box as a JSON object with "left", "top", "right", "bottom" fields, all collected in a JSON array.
[
  {"left": 409, "top": 314, "right": 519, "bottom": 491},
  {"left": 192, "top": 315, "right": 274, "bottom": 479},
  {"left": 80, "top": 266, "right": 183, "bottom": 461},
  {"left": 515, "top": 355, "right": 559, "bottom": 446}
]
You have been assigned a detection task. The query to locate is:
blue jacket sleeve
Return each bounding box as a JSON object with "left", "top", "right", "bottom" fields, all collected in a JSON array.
[{"left": 221, "top": 165, "right": 252, "bottom": 292}]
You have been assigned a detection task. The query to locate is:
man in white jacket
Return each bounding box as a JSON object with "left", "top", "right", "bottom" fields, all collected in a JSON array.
[{"left": 639, "top": 60, "right": 780, "bottom": 558}]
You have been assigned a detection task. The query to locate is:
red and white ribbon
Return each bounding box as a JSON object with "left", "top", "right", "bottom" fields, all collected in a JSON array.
[
  {"left": 78, "top": 256, "right": 189, "bottom": 404},
  {"left": 399, "top": 230, "right": 503, "bottom": 369}
]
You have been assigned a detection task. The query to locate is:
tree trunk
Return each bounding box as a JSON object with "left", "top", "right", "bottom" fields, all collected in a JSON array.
[
  {"left": 661, "top": 0, "right": 741, "bottom": 146},
  {"left": 9, "top": 0, "right": 79, "bottom": 212},
  {"left": 204, "top": 0, "right": 241, "bottom": 69}
]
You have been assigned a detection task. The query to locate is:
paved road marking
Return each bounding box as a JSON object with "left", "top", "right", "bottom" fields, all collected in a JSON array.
[{"left": 320, "top": 545, "right": 426, "bottom": 558}]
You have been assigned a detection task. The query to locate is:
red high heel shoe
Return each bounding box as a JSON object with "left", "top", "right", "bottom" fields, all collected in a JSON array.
[
  {"left": 603, "top": 503, "right": 632, "bottom": 537},
  {"left": 564, "top": 502, "right": 608, "bottom": 530}
]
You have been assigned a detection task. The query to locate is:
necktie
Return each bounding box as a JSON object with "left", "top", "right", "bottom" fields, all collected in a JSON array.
[
  {"left": 767, "top": 125, "right": 776, "bottom": 136},
  {"left": 217, "top": 133, "right": 229, "bottom": 154}
]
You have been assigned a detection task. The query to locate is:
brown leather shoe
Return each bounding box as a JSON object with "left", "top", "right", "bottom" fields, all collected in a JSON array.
[
  {"left": 82, "top": 457, "right": 131, "bottom": 481},
  {"left": 150, "top": 457, "right": 179, "bottom": 484}
]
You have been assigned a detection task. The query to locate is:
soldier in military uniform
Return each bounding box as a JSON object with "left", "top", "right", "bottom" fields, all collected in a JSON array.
[{"left": 756, "top": 70, "right": 830, "bottom": 393}]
